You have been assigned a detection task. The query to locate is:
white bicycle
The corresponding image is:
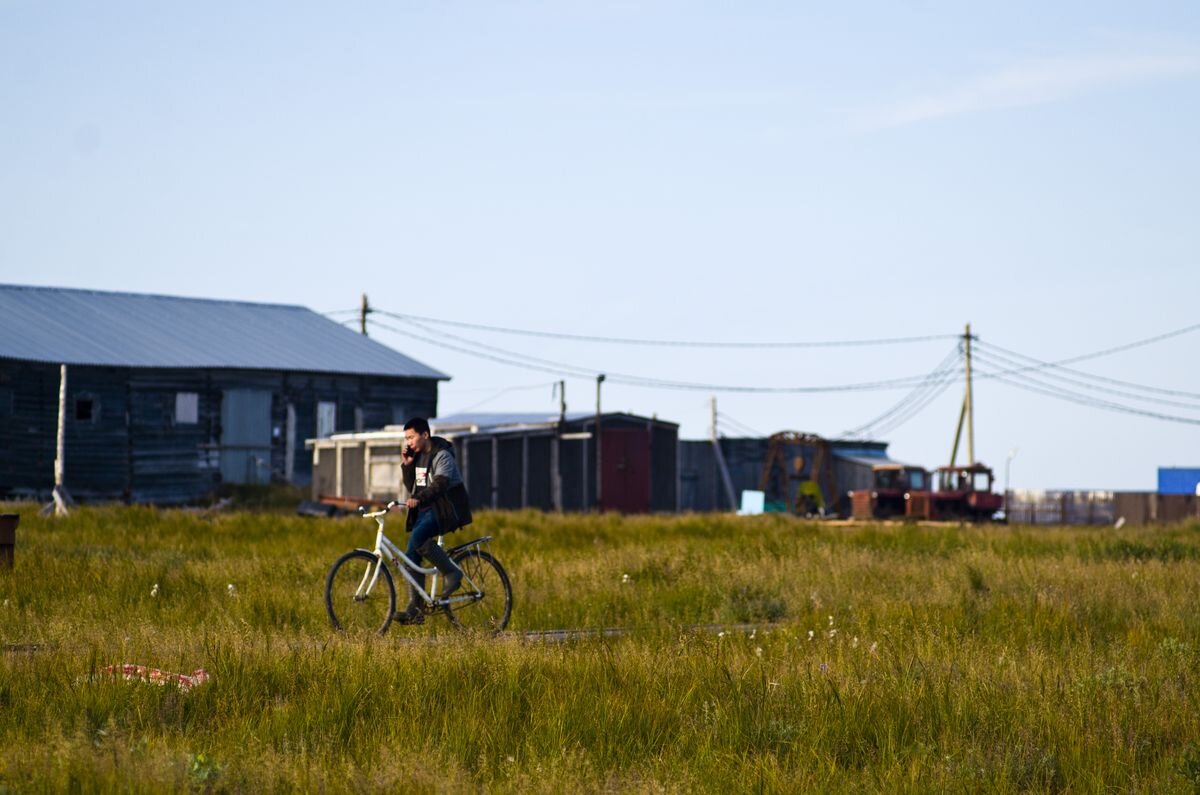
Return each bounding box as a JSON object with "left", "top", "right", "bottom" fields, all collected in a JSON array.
[{"left": 324, "top": 501, "right": 512, "bottom": 636}]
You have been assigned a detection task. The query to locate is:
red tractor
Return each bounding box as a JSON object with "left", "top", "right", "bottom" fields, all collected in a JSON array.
[
  {"left": 907, "top": 463, "right": 1003, "bottom": 522},
  {"left": 850, "top": 464, "right": 930, "bottom": 520}
]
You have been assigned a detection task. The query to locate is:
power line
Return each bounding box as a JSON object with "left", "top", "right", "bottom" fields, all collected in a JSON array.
[
  {"left": 842, "top": 346, "right": 963, "bottom": 439},
  {"left": 845, "top": 346, "right": 961, "bottom": 436},
  {"left": 446, "top": 381, "right": 558, "bottom": 395},
  {"left": 972, "top": 347, "right": 1200, "bottom": 410},
  {"left": 372, "top": 309, "right": 959, "bottom": 349},
  {"left": 371, "top": 317, "right": 595, "bottom": 379},
  {"left": 1044, "top": 320, "right": 1200, "bottom": 366},
  {"left": 719, "top": 416, "right": 763, "bottom": 437},
  {"left": 717, "top": 411, "right": 767, "bottom": 438},
  {"left": 446, "top": 382, "right": 559, "bottom": 415},
  {"left": 975, "top": 360, "right": 1200, "bottom": 426},
  {"left": 975, "top": 339, "right": 1200, "bottom": 401},
  {"left": 373, "top": 315, "right": 966, "bottom": 394},
  {"left": 860, "top": 368, "right": 960, "bottom": 440},
  {"left": 363, "top": 305, "right": 1200, "bottom": 428},
  {"left": 869, "top": 374, "right": 960, "bottom": 440},
  {"left": 396, "top": 316, "right": 602, "bottom": 377}
]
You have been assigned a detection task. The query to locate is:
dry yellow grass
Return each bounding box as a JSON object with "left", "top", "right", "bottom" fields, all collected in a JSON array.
[{"left": 1, "top": 504, "right": 1199, "bottom": 792}]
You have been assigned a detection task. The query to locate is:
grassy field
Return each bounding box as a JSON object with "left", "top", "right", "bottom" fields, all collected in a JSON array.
[{"left": 2, "top": 504, "right": 1199, "bottom": 792}]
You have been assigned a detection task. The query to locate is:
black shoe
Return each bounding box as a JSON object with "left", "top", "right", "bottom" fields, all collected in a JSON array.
[
  {"left": 395, "top": 576, "right": 426, "bottom": 624},
  {"left": 395, "top": 605, "right": 425, "bottom": 625}
]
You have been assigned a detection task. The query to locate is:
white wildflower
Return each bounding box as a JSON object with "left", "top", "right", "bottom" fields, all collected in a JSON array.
[
  {"left": 227, "top": 583, "right": 237, "bottom": 597},
  {"left": 750, "top": 629, "right": 756, "bottom": 640},
  {"left": 150, "top": 583, "right": 159, "bottom": 598},
  {"left": 827, "top": 628, "right": 838, "bottom": 638},
  {"left": 621, "top": 573, "right": 630, "bottom": 584},
  {"left": 718, "top": 631, "right": 726, "bottom": 639},
  {"left": 869, "top": 641, "right": 878, "bottom": 654},
  {"left": 828, "top": 615, "right": 834, "bottom": 626},
  {"left": 807, "top": 630, "right": 814, "bottom": 641},
  {"left": 852, "top": 636, "right": 859, "bottom": 648},
  {"left": 755, "top": 647, "right": 763, "bottom": 657}
]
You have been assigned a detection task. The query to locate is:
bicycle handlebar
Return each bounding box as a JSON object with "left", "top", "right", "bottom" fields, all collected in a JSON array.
[{"left": 359, "top": 500, "right": 406, "bottom": 519}]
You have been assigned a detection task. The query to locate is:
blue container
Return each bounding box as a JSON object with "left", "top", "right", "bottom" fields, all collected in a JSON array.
[{"left": 1158, "top": 467, "right": 1200, "bottom": 495}]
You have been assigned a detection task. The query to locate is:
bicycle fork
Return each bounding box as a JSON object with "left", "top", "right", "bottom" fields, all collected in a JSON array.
[{"left": 354, "top": 554, "right": 385, "bottom": 601}]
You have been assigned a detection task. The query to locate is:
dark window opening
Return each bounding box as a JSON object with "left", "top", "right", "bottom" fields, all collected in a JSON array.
[{"left": 75, "top": 396, "right": 95, "bottom": 422}]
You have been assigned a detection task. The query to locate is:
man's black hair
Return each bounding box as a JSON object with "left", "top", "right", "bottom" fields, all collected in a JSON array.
[{"left": 403, "top": 417, "right": 431, "bottom": 435}]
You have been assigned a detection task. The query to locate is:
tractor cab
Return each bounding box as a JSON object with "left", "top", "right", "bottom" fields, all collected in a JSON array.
[
  {"left": 850, "top": 464, "right": 930, "bottom": 520},
  {"left": 929, "top": 463, "right": 1003, "bottom": 520},
  {"left": 936, "top": 465, "right": 993, "bottom": 494}
]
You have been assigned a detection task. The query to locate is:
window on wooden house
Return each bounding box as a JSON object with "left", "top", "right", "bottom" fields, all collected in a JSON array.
[
  {"left": 175, "top": 392, "right": 199, "bottom": 425},
  {"left": 317, "top": 401, "right": 337, "bottom": 439},
  {"left": 74, "top": 393, "right": 98, "bottom": 423}
]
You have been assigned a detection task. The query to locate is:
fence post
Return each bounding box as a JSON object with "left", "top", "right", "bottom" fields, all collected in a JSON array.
[{"left": 0, "top": 514, "right": 17, "bottom": 568}]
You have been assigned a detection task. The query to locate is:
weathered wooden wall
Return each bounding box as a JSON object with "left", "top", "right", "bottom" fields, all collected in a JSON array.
[{"left": 0, "top": 360, "right": 438, "bottom": 504}]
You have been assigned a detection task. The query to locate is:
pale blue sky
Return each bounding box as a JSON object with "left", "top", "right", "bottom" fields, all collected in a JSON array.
[{"left": 3, "top": 2, "right": 1198, "bottom": 490}]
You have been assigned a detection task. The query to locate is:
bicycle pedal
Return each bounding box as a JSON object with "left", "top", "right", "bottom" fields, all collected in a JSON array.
[{"left": 394, "top": 612, "right": 425, "bottom": 625}]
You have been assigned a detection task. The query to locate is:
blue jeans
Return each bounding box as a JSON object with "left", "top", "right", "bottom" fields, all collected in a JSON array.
[{"left": 406, "top": 508, "right": 441, "bottom": 565}]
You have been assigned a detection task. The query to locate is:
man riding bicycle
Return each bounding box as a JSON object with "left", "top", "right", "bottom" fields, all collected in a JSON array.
[{"left": 397, "top": 417, "right": 473, "bottom": 624}]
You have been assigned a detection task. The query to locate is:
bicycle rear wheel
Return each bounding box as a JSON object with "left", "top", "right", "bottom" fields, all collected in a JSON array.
[
  {"left": 325, "top": 549, "right": 396, "bottom": 636},
  {"left": 444, "top": 549, "right": 512, "bottom": 634}
]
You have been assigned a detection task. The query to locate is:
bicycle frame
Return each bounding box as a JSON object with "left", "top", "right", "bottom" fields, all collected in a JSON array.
[{"left": 356, "top": 507, "right": 483, "bottom": 608}]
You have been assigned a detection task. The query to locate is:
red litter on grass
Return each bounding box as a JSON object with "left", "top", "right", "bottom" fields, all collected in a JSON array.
[{"left": 103, "top": 664, "right": 210, "bottom": 691}]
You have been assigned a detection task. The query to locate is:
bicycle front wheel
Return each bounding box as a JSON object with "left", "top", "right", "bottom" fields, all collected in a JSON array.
[
  {"left": 444, "top": 549, "right": 512, "bottom": 634},
  {"left": 325, "top": 549, "right": 396, "bottom": 636}
]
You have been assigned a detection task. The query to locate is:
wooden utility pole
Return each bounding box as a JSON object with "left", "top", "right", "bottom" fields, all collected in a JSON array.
[
  {"left": 964, "top": 322, "right": 975, "bottom": 465},
  {"left": 552, "top": 381, "right": 565, "bottom": 511},
  {"left": 41, "top": 364, "right": 75, "bottom": 516},
  {"left": 594, "top": 374, "right": 605, "bottom": 512},
  {"left": 949, "top": 395, "right": 967, "bottom": 467},
  {"left": 948, "top": 323, "right": 976, "bottom": 467},
  {"left": 710, "top": 397, "right": 737, "bottom": 510},
  {"left": 359, "top": 293, "right": 370, "bottom": 336}
]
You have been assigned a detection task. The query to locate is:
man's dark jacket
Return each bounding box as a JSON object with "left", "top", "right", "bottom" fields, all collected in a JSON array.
[{"left": 401, "top": 436, "right": 473, "bottom": 534}]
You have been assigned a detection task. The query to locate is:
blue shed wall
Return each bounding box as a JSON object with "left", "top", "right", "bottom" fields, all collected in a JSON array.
[{"left": 1158, "top": 467, "right": 1200, "bottom": 495}]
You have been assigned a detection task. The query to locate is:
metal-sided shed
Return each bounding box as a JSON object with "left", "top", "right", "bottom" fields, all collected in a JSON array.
[
  {"left": 307, "top": 411, "right": 679, "bottom": 513},
  {"left": 678, "top": 434, "right": 900, "bottom": 516},
  {"left": 0, "top": 284, "right": 446, "bottom": 503}
]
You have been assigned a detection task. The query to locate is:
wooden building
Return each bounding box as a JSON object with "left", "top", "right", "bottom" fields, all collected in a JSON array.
[{"left": 0, "top": 284, "right": 446, "bottom": 503}]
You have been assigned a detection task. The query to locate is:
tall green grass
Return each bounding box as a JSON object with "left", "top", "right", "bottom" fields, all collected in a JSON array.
[{"left": 2, "top": 505, "right": 1199, "bottom": 792}]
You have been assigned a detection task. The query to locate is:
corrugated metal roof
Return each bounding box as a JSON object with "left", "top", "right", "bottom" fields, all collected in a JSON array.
[
  {"left": 834, "top": 454, "right": 917, "bottom": 469},
  {"left": 431, "top": 411, "right": 678, "bottom": 435},
  {"left": 432, "top": 412, "right": 591, "bottom": 431},
  {"left": 0, "top": 284, "right": 448, "bottom": 379}
]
